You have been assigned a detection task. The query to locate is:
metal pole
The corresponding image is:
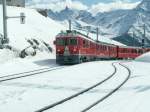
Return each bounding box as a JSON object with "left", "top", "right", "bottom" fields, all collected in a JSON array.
[
  {"left": 142, "top": 24, "right": 146, "bottom": 47},
  {"left": 144, "top": 24, "right": 146, "bottom": 39},
  {"left": 132, "top": 31, "right": 134, "bottom": 46},
  {"left": 69, "top": 19, "right": 71, "bottom": 31},
  {"left": 144, "top": 24, "right": 146, "bottom": 46},
  {"left": 2, "top": 0, "right": 8, "bottom": 43},
  {"left": 96, "top": 27, "right": 99, "bottom": 42}
]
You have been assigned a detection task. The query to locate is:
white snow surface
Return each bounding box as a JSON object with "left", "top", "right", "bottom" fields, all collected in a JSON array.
[
  {"left": 0, "top": 5, "right": 150, "bottom": 112},
  {"left": 0, "top": 58, "right": 150, "bottom": 112},
  {"left": 135, "top": 51, "right": 150, "bottom": 63},
  {"left": 0, "top": 5, "right": 66, "bottom": 50}
]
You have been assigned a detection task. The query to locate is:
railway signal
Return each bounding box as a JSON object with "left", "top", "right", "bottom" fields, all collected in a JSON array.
[
  {"left": 1, "top": 0, "right": 26, "bottom": 44},
  {"left": 20, "top": 12, "right": 26, "bottom": 24}
]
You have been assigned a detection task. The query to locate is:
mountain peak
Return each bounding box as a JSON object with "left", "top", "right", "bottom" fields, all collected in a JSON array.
[
  {"left": 138, "top": 0, "right": 150, "bottom": 10},
  {"left": 142, "top": 0, "right": 150, "bottom": 2},
  {"left": 65, "top": 6, "right": 69, "bottom": 11}
]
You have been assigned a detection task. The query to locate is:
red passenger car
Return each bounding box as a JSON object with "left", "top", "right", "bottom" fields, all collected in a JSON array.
[
  {"left": 54, "top": 30, "right": 117, "bottom": 64},
  {"left": 54, "top": 30, "right": 149, "bottom": 64},
  {"left": 118, "top": 46, "right": 144, "bottom": 59}
]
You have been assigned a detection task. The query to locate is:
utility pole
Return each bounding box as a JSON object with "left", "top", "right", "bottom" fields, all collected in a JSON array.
[
  {"left": 68, "top": 19, "right": 71, "bottom": 31},
  {"left": 96, "top": 27, "right": 99, "bottom": 42},
  {"left": 132, "top": 31, "right": 135, "bottom": 46},
  {"left": 142, "top": 24, "right": 146, "bottom": 48},
  {"left": 133, "top": 24, "right": 146, "bottom": 47},
  {"left": 2, "top": 0, "right": 9, "bottom": 43},
  {"left": 1, "top": 0, "right": 26, "bottom": 45}
]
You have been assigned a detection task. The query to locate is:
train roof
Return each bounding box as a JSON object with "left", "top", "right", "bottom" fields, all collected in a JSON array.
[
  {"left": 56, "top": 30, "right": 117, "bottom": 47},
  {"left": 119, "top": 45, "right": 143, "bottom": 49}
]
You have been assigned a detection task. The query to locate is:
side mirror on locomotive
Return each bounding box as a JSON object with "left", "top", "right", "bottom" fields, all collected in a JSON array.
[{"left": 53, "top": 40, "right": 56, "bottom": 45}]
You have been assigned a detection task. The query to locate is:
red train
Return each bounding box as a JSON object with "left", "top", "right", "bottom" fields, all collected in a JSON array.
[{"left": 54, "top": 30, "right": 150, "bottom": 64}]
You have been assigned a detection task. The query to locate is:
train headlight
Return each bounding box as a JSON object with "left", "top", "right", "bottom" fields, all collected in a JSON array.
[
  {"left": 57, "top": 49, "right": 60, "bottom": 52},
  {"left": 73, "top": 48, "right": 77, "bottom": 52}
]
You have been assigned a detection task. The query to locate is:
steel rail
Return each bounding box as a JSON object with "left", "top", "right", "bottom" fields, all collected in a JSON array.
[
  {"left": 0, "top": 66, "right": 65, "bottom": 83},
  {"left": 0, "top": 67, "right": 53, "bottom": 79},
  {"left": 35, "top": 62, "right": 117, "bottom": 112},
  {"left": 81, "top": 63, "right": 131, "bottom": 112}
]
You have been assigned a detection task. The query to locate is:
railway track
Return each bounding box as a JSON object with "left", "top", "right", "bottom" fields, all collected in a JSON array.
[
  {"left": 81, "top": 63, "right": 131, "bottom": 112},
  {"left": 0, "top": 66, "right": 65, "bottom": 83},
  {"left": 35, "top": 62, "right": 118, "bottom": 112},
  {"left": 35, "top": 62, "right": 131, "bottom": 112}
]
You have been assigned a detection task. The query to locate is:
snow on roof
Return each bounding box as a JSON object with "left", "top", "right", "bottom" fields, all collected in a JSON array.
[
  {"left": 56, "top": 30, "right": 125, "bottom": 46},
  {"left": 57, "top": 30, "right": 117, "bottom": 47},
  {"left": 135, "top": 52, "right": 150, "bottom": 62}
]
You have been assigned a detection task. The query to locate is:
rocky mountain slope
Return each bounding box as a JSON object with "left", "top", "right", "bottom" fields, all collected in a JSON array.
[{"left": 47, "top": 0, "right": 150, "bottom": 47}]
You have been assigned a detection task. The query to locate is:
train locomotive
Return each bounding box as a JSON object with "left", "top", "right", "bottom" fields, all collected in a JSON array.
[{"left": 54, "top": 30, "right": 150, "bottom": 64}]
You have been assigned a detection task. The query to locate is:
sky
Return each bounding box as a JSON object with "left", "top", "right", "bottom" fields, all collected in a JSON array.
[
  {"left": 26, "top": 0, "right": 142, "bottom": 13},
  {"left": 72, "top": 0, "right": 142, "bottom": 6}
]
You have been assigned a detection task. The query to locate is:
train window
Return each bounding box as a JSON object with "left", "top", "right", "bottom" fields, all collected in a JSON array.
[
  {"left": 91, "top": 43, "right": 95, "bottom": 48},
  {"left": 83, "top": 40, "right": 89, "bottom": 48},
  {"left": 90, "top": 42, "right": 94, "bottom": 48},
  {"left": 135, "top": 49, "right": 137, "bottom": 53},
  {"left": 122, "top": 48, "right": 128, "bottom": 53},
  {"left": 131, "top": 49, "right": 134, "bottom": 53},
  {"left": 121, "top": 49, "right": 123, "bottom": 53},
  {"left": 83, "top": 40, "right": 86, "bottom": 47},
  {"left": 70, "top": 38, "right": 77, "bottom": 45},
  {"left": 132, "top": 49, "right": 137, "bottom": 53},
  {"left": 56, "top": 38, "right": 65, "bottom": 46},
  {"left": 139, "top": 49, "right": 143, "bottom": 54}
]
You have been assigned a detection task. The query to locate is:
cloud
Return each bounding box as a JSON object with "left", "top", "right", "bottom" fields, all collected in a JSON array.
[
  {"left": 26, "top": 0, "right": 88, "bottom": 11},
  {"left": 89, "top": 1, "right": 140, "bottom": 15},
  {"left": 26, "top": 0, "right": 141, "bottom": 14}
]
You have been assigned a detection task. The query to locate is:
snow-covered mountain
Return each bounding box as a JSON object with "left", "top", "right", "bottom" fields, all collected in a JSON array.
[
  {"left": 0, "top": 5, "right": 123, "bottom": 62},
  {"left": 126, "top": 0, "right": 150, "bottom": 45},
  {"left": 0, "top": 5, "right": 67, "bottom": 62},
  {"left": 47, "top": 0, "right": 150, "bottom": 47}
]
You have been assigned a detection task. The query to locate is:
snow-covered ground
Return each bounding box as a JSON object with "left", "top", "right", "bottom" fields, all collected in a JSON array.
[
  {"left": 0, "top": 5, "right": 150, "bottom": 112},
  {"left": 0, "top": 52, "right": 150, "bottom": 112}
]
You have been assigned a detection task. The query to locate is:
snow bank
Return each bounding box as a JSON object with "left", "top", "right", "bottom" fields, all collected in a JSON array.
[
  {"left": 0, "top": 49, "right": 18, "bottom": 63},
  {"left": 0, "top": 5, "right": 67, "bottom": 63},
  {"left": 0, "top": 5, "right": 66, "bottom": 50},
  {"left": 135, "top": 52, "right": 150, "bottom": 62}
]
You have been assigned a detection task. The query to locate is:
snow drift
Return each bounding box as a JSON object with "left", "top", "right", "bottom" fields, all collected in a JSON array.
[
  {"left": 0, "top": 5, "right": 66, "bottom": 50},
  {"left": 135, "top": 52, "right": 150, "bottom": 63}
]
